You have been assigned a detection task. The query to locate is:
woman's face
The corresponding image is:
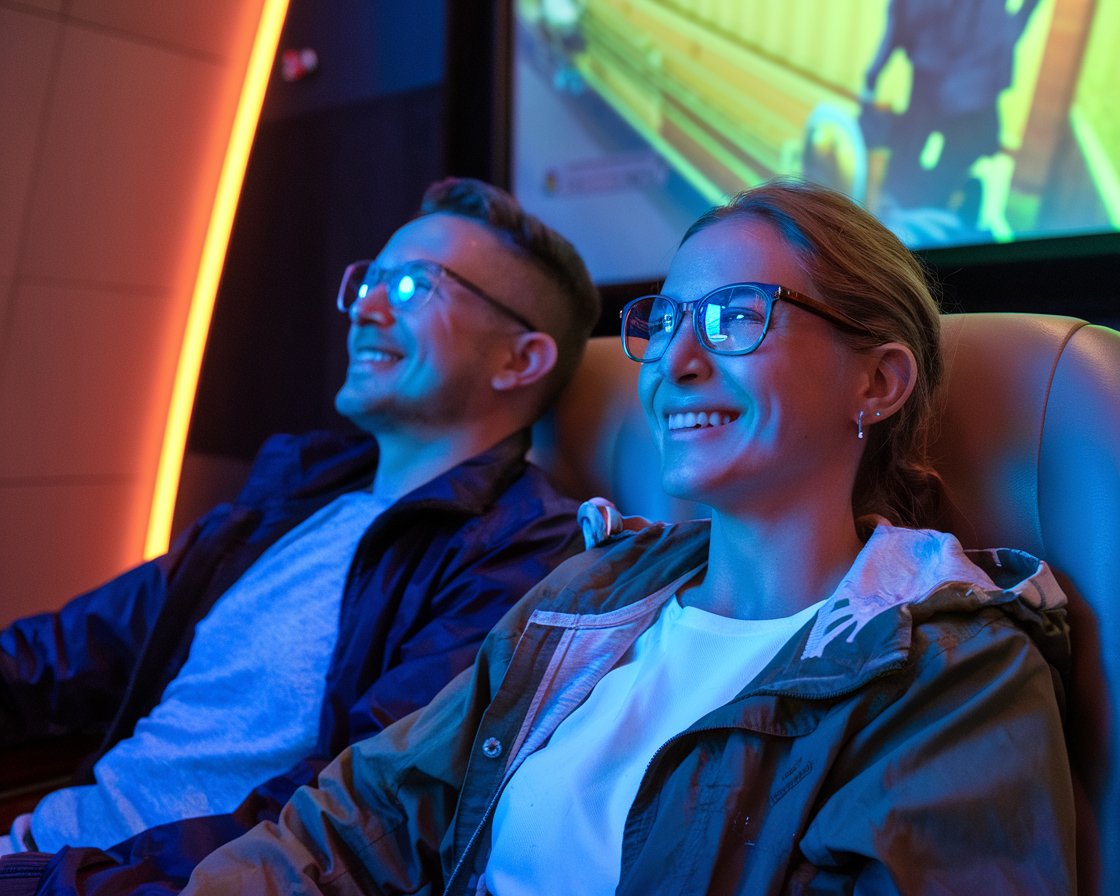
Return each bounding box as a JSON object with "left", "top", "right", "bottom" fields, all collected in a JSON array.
[{"left": 637, "top": 216, "right": 871, "bottom": 516}]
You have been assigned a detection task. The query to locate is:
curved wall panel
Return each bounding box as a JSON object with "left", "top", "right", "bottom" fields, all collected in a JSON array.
[{"left": 0, "top": 0, "right": 274, "bottom": 625}]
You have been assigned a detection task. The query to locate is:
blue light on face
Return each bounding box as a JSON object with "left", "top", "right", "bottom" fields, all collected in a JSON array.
[{"left": 358, "top": 284, "right": 369, "bottom": 299}]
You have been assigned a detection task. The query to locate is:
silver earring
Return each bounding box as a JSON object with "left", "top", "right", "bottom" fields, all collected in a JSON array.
[{"left": 857, "top": 410, "right": 865, "bottom": 440}]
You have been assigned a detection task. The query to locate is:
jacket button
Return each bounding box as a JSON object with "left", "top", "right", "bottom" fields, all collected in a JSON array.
[{"left": 482, "top": 737, "right": 502, "bottom": 759}]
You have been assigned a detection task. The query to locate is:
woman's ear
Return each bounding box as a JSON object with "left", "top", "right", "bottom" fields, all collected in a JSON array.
[
  {"left": 491, "top": 331, "right": 559, "bottom": 392},
  {"left": 860, "top": 341, "right": 917, "bottom": 421}
]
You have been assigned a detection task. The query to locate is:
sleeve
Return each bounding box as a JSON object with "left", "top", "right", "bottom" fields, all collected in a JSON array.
[
  {"left": 0, "top": 478, "right": 261, "bottom": 751},
  {"left": 796, "top": 615, "right": 1076, "bottom": 894},
  {"left": 0, "top": 556, "right": 172, "bottom": 749},
  {"left": 9, "top": 692, "right": 474, "bottom": 896}
]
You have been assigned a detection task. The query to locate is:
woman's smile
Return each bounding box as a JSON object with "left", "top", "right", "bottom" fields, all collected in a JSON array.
[{"left": 665, "top": 409, "right": 739, "bottom": 432}]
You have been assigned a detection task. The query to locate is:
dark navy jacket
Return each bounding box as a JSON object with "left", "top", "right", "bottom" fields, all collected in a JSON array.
[{"left": 0, "top": 427, "right": 581, "bottom": 893}]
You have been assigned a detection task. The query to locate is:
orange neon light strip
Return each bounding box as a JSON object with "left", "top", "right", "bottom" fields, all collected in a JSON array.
[{"left": 144, "top": 0, "right": 290, "bottom": 558}]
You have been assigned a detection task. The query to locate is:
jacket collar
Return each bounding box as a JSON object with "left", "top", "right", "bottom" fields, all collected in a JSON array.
[
  {"left": 537, "top": 519, "right": 1064, "bottom": 701},
  {"left": 397, "top": 428, "right": 532, "bottom": 517},
  {"left": 244, "top": 428, "right": 534, "bottom": 517}
]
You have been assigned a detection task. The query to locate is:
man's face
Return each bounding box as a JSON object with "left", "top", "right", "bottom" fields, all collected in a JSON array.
[{"left": 334, "top": 213, "right": 529, "bottom": 438}]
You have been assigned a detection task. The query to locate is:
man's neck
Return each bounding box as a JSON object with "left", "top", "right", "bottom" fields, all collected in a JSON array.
[{"left": 369, "top": 427, "right": 512, "bottom": 504}]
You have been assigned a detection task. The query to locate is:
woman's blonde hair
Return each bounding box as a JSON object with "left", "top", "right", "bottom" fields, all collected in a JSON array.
[{"left": 683, "top": 178, "right": 944, "bottom": 530}]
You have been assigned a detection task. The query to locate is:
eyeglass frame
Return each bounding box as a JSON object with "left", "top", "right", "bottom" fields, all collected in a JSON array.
[
  {"left": 619, "top": 281, "right": 880, "bottom": 363},
  {"left": 337, "top": 259, "right": 538, "bottom": 332}
]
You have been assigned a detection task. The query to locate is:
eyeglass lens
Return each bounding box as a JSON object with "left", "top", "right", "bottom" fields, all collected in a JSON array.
[
  {"left": 339, "top": 262, "right": 438, "bottom": 312},
  {"left": 623, "top": 285, "right": 772, "bottom": 361}
]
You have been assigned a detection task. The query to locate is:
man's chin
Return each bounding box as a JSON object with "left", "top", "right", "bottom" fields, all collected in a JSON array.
[
  {"left": 335, "top": 390, "right": 393, "bottom": 430},
  {"left": 334, "top": 388, "right": 358, "bottom": 421}
]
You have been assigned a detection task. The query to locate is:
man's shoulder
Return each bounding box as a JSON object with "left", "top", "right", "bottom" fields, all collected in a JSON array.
[
  {"left": 253, "top": 428, "right": 374, "bottom": 465},
  {"left": 424, "top": 431, "right": 578, "bottom": 525},
  {"left": 499, "top": 460, "right": 580, "bottom": 509},
  {"left": 455, "top": 460, "right": 581, "bottom": 545}
]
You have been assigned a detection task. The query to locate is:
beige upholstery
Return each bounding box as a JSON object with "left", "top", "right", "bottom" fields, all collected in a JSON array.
[{"left": 532, "top": 313, "right": 1120, "bottom": 892}]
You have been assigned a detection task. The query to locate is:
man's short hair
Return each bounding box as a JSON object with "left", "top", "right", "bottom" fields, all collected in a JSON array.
[{"left": 418, "top": 177, "right": 601, "bottom": 405}]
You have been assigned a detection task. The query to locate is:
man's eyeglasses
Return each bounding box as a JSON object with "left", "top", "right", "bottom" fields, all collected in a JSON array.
[
  {"left": 620, "top": 282, "right": 879, "bottom": 363},
  {"left": 337, "top": 259, "right": 537, "bottom": 331}
]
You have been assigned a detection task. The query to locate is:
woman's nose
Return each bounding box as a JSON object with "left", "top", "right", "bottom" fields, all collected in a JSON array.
[{"left": 660, "top": 309, "right": 711, "bottom": 382}]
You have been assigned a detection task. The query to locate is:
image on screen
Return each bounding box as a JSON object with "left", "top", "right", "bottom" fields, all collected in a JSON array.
[{"left": 510, "top": 0, "right": 1120, "bottom": 285}]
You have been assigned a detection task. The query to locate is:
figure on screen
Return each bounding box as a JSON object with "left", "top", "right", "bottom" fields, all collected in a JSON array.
[{"left": 860, "top": 0, "right": 1042, "bottom": 232}]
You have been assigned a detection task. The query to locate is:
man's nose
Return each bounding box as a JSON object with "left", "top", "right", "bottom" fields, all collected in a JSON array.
[{"left": 350, "top": 283, "right": 393, "bottom": 324}]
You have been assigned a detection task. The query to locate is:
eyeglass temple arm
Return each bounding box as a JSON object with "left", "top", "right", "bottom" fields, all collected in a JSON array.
[{"left": 776, "top": 287, "right": 879, "bottom": 337}]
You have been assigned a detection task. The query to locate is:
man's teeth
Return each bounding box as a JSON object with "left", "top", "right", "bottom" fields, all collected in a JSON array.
[
  {"left": 667, "top": 411, "right": 734, "bottom": 431},
  {"left": 355, "top": 349, "right": 399, "bottom": 362}
]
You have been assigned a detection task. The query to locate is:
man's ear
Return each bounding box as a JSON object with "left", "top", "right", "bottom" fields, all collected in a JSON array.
[
  {"left": 491, "top": 331, "right": 559, "bottom": 392},
  {"left": 860, "top": 341, "right": 917, "bottom": 421}
]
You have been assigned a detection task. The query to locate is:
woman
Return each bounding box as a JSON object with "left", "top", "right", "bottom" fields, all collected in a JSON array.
[{"left": 183, "top": 181, "right": 1075, "bottom": 894}]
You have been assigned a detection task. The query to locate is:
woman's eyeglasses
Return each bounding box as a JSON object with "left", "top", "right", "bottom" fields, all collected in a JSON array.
[{"left": 620, "top": 282, "right": 878, "bottom": 362}]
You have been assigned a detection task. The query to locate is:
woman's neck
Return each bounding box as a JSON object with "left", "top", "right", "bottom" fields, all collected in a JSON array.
[{"left": 681, "top": 508, "right": 864, "bottom": 620}]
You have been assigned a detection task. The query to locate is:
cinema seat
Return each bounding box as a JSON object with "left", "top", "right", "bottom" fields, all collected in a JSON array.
[{"left": 533, "top": 313, "right": 1120, "bottom": 893}]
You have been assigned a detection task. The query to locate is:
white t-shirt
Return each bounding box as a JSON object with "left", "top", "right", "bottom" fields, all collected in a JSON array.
[{"left": 484, "top": 592, "right": 824, "bottom": 896}]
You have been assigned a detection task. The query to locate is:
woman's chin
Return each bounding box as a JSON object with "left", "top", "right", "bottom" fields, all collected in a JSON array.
[{"left": 660, "top": 472, "right": 718, "bottom": 506}]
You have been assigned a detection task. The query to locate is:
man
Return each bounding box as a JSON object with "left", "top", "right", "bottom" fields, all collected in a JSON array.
[{"left": 0, "top": 177, "right": 599, "bottom": 890}]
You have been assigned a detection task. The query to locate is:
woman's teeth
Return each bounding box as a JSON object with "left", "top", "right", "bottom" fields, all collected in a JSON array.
[{"left": 667, "top": 411, "right": 734, "bottom": 431}]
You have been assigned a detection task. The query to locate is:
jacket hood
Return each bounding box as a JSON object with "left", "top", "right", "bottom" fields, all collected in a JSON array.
[{"left": 802, "top": 520, "right": 1065, "bottom": 660}]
